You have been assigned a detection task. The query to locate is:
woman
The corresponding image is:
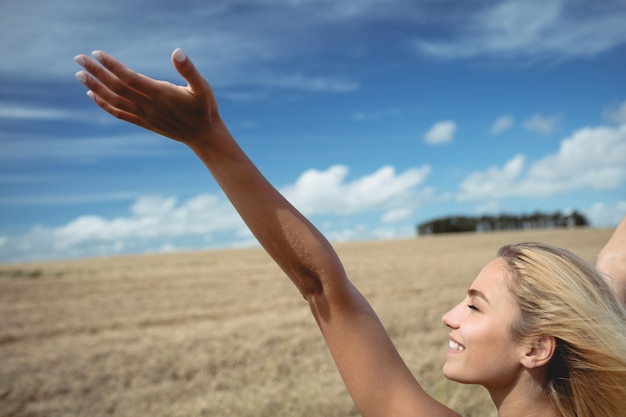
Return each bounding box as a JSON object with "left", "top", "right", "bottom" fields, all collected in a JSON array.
[{"left": 74, "top": 49, "right": 626, "bottom": 417}]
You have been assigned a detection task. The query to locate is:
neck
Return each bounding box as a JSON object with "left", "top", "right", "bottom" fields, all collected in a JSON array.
[
  {"left": 487, "top": 372, "right": 561, "bottom": 417},
  {"left": 494, "top": 396, "right": 559, "bottom": 417}
]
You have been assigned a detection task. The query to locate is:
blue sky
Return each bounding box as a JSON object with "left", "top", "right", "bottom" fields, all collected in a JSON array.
[{"left": 1, "top": 0, "right": 625, "bottom": 263}]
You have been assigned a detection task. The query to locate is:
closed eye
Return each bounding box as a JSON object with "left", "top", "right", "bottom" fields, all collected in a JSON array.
[{"left": 467, "top": 304, "right": 479, "bottom": 312}]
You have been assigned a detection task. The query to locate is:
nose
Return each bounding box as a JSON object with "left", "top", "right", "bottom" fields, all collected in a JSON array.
[{"left": 442, "top": 303, "right": 460, "bottom": 329}]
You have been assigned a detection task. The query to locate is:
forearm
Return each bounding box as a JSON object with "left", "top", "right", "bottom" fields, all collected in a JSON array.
[
  {"left": 189, "top": 120, "right": 345, "bottom": 298},
  {"left": 75, "top": 50, "right": 461, "bottom": 417},
  {"left": 597, "top": 216, "right": 626, "bottom": 305},
  {"left": 73, "top": 49, "right": 346, "bottom": 299}
]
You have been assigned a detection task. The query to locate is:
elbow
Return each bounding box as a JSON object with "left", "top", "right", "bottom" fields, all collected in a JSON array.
[
  {"left": 597, "top": 247, "right": 626, "bottom": 275},
  {"left": 296, "top": 272, "right": 324, "bottom": 301},
  {"left": 597, "top": 249, "right": 626, "bottom": 304},
  {"left": 290, "top": 264, "right": 349, "bottom": 305}
]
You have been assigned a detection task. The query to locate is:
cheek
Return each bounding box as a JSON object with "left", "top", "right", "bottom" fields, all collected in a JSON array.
[
  {"left": 464, "top": 319, "right": 516, "bottom": 355},
  {"left": 462, "top": 324, "right": 523, "bottom": 384}
]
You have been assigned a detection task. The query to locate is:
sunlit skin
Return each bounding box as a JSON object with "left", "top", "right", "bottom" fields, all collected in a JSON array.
[
  {"left": 442, "top": 258, "right": 559, "bottom": 416},
  {"left": 73, "top": 50, "right": 626, "bottom": 417},
  {"left": 442, "top": 258, "right": 525, "bottom": 387}
]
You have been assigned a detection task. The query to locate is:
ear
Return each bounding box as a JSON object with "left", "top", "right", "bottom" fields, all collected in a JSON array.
[{"left": 520, "top": 334, "right": 556, "bottom": 369}]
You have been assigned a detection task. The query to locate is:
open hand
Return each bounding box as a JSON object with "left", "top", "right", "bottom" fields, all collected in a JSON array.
[{"left": 74, "top": 49, "right": 220, "bottom": 145}]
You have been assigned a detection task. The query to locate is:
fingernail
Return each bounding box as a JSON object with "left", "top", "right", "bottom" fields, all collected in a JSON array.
[
  {"left": 173, "top": 48, "right": 187, "bottom": 63},
  {"left": 74, "top": 55, "right": 86, "bottom": 66},
  {"left": 92, "top": 51, "right": 103, "bottom": 62},
  {"left": 75, "top": 71, "right": 87, "bottom": 84},
  {"left": 86, "top": 91, "right": 95, "bottom": 100}
]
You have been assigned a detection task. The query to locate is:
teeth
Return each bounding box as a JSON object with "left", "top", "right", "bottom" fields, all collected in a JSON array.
[{"left": 449, "top": 340, "right": 464, "bottom": 351}]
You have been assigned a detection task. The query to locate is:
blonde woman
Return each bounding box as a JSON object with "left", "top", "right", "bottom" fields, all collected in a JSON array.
[{"left": 74, "top": 49, "right": 626, "bottom": 417}]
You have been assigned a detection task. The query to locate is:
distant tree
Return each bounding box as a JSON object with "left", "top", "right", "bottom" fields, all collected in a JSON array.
[
  {"left": 569, "top": 210, "right": 589, "bottom": 226},
  {"left": 417, "top": 211, "right": 588, "bottom": 235}
]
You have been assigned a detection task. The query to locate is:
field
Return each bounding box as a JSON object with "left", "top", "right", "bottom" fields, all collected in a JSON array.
[{"left": 0, "top": 227, "right": 613, "bottom": 417}]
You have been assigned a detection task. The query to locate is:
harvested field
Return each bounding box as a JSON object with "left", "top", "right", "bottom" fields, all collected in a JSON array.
[{"left": 0, "top": 227, "right": 613, "bottom": 417}]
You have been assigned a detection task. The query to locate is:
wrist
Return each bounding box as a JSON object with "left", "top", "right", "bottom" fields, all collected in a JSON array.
[{"left": 188, "top": 117, "right": 239, "bottom": 159}]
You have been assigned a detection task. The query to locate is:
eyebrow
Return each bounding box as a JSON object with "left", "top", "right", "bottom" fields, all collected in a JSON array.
[{"left": 468, "top": 288, "right": 490, "bottom": 304}]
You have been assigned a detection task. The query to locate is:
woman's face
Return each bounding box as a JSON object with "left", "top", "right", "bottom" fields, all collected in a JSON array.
[{"left": 441, "top": 257, "right": 527, "bottom": 389}]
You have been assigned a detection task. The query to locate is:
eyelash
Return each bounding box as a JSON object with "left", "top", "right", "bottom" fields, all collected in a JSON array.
[{"left": 467, "top": 304, "right": 479, "bottom": 311}]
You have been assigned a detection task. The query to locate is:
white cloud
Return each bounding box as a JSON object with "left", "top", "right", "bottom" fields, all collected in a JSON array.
[
  {"left": 131, "top": 196, "right": 178, "bottom": 217},
  {"left": 603, "top": 100, "right": 626, "bottom": 124},
  {"left": 0, "top": 133, "right": 176, "bottom": 164},
  {"left": 0, "top": 0, "right": 370, "bottom": 94},
  {"left": 261, "top": 73, "right": 359, "bottom": 92},
  {"left": 424, "top": 120, "right": 456, "bottom": 145},
  {"left": 0, "top": 194, "right": 246, "bottom": 262},
  {"left": 523, "top": 114, "right": 560, "bottom": 135},
  {"left": 381, "top": 208, "right": 413, "bottom": 223},
  {"left": 0, "top": 163, "right": 434, "bottom": 262},
  {"left": 6, "top": 0, "right": 621, "bottom": 92},
  {"left": 414, "top": 0, "right": 626, "bottom": 62},
  {"left": 0, "top": 104, "right": 74, "bottom": 120},
  {"left": 474, "top": 200, "right": 505, "bottom": 215},
  {"left": 323, "top": 223, "right": 369, "bottom": 243},
  {"left": 524, "top": 124, "right": 626, "bottom": 192},
  {"left": 585, "top": 201, "right": 626, "bottom": 228},
  {"left": 490, "top": 115, "right": 514, "bottom": 134},
  {"left": 0, "top": 192, "right": 137, "bottom": 206},
  {"left": 281, "top": 164, "right": 431, "bottom": 215},
  {"left": 321, "top": 221, "right": 416, "bottom": 244},
  {"left": 458, "top": 154, "right": 525, "bottom": 201},
  {"left": 458, "top": 123, "right": 626, "bottom": 201}
]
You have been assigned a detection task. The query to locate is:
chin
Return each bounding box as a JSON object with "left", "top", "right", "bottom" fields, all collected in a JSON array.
[
  {"left": 442, "top": 364, "right": 457, "bottom": 381},
  {"left": 442, "top": 364, "right": 472, "bottom": 384}
]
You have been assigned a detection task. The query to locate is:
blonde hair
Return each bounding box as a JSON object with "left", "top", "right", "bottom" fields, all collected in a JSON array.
[{"left": 498, "top": 242, "right": 626, "bottom": 417}]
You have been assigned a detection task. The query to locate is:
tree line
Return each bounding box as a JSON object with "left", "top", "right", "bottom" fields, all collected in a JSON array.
[{"left": 417, "top": 211, "right": 589, "bottom": 235}]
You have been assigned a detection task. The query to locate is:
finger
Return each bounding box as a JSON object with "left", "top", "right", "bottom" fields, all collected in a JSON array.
[
  {"left": 171, "top": 49, "right": 212, "bottom": 95},
  {"left": 90, "top": 51, "right": 158, "bottom": 98},
  {"left": 75, "top": 53, "right": 147, "bottom": 104},
  {"left": 75, "top": 70, "right": 141, "bottom": 116},
  {"left": 85, "top": 90, "right": 143, "bottom": 126}
]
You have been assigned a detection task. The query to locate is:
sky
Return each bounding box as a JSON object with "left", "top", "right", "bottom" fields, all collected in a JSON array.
[{"left": 1, "top": 0, "right": 625, "bottom": 263}]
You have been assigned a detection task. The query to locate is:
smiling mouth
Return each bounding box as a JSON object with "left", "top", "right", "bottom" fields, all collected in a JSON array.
[{"left": 449, "top": 340, "right": 465, "bottom": 351}]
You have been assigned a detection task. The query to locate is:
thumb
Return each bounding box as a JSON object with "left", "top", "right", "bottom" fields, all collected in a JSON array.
[{"left": 171, "top": 48, "right": 210, "bottom": 93}]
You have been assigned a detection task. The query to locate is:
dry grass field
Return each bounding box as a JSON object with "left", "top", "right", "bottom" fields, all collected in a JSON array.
[{"left": 0, "top": 227, "right": 614, "bottom": 417}]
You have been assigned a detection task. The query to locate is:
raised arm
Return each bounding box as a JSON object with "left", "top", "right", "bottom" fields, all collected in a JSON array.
[
  {"left": 74, "top": 50, "right": 457, "bottom": 417},
  {"left": 597, "top": 216, "right": 626, "bottom": 305}
]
